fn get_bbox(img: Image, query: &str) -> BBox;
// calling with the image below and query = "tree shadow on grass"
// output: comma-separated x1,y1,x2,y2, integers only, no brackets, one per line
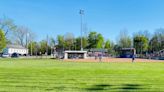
122,84,141,89
118,84,144,92
85,84,113,91
85,84,144,91
45,86,65,91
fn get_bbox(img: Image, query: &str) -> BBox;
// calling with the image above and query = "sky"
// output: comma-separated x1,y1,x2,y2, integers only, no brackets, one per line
1,0,164,42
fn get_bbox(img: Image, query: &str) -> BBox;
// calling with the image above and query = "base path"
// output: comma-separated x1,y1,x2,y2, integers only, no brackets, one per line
64,58,164,62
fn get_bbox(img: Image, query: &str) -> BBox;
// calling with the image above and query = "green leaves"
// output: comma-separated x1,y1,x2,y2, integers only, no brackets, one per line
0,29,6,52
88,32,104,49
105,40,111,49
133,35,149,54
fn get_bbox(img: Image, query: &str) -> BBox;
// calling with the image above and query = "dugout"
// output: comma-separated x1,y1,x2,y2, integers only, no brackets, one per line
120,48,136,58
87,48,108,57
64,51,87,59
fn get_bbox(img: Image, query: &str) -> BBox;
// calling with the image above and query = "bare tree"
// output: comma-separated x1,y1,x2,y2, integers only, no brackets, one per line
118,29,132,48
64,32,74,50
49,37,56,56
0,16,16,37
13,26,35,47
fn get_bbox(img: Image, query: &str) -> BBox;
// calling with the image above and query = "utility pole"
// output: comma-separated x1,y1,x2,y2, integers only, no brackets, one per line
46,35,49,57
79,9,84,51
26,33,28,49
26,33,29,56
31,41,32,56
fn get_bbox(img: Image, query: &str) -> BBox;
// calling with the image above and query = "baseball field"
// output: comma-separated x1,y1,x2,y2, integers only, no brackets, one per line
0,58,163,92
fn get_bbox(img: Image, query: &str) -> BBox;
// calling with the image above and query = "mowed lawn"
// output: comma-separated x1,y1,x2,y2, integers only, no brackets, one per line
0,59,163,92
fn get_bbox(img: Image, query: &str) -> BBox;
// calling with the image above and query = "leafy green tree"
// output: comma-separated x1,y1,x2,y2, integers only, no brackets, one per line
75,37,88,50
39,40,48,54
133,35,149,54
0,29,6,52
87,32,97,48
57,35,65,50
105,40,113,54
87,32,104,49
82,37,88,49
96,33,104,48
28,41,39,55
105,40,111,49
75,37,81,50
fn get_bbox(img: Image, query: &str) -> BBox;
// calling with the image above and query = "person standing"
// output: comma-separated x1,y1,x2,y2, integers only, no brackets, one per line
99,53,102,62
132,54,135,62
95,53,98,60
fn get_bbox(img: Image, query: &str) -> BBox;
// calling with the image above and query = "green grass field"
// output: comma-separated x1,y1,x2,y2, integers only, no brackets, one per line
0,58,163,92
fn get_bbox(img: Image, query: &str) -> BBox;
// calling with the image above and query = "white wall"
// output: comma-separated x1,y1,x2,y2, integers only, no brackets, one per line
8,48,28,55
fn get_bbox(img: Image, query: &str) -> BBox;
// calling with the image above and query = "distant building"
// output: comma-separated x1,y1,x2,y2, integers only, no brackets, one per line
3,45,28,56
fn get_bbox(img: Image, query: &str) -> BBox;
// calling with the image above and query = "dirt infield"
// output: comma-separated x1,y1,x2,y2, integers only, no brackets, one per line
65,58,164,62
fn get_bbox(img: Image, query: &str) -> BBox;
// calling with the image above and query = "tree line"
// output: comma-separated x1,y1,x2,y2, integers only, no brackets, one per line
0,17,164,56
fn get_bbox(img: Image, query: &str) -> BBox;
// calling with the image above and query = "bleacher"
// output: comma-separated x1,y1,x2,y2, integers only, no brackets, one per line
159,49,164,60
151,49,164,60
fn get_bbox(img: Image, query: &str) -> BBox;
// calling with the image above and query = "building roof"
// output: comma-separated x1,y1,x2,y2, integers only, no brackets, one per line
88,48,108,52
159,49,164,53
6,45,27,49
65,50,87,53
121,48,135,50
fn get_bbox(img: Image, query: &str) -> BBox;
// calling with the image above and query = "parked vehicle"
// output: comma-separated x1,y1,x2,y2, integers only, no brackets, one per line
11,53,19,58
2,54,10,58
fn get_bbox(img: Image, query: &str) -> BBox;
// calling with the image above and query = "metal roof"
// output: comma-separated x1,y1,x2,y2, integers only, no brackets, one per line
6,45,27,49
65,50,87,53
88,48,108,52
121,48,135,50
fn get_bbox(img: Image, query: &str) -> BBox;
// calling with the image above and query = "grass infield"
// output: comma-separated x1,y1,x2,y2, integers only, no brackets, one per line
0,58,163,92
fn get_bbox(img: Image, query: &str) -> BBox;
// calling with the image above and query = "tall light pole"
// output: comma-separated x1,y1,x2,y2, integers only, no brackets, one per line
26,33,29,56
46,35,49,56
79,9,84,51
